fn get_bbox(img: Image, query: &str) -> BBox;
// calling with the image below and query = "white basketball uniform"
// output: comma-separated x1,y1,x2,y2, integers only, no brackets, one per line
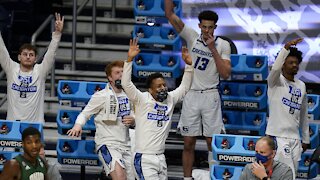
75,86,134,178
122,61,193,179
0,32,61,123
266,47,309,179
178,25,231,136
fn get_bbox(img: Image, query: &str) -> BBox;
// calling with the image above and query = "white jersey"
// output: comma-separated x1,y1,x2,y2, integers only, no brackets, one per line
0,32,61,123
179,25,230,90
266,48,309,144
122,62,193,154
75,85,132,150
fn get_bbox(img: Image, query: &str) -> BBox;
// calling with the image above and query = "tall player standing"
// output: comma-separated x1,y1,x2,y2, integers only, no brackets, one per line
266,38,309,179
165,1,231,179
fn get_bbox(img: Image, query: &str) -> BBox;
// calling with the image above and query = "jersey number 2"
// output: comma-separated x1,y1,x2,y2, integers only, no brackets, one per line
194,56,209,71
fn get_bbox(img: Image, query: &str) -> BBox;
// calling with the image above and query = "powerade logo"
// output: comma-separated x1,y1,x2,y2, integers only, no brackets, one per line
137,71,172,78
217,154,255,163
0,140,22,147
223,100,259,109
62,158,99,166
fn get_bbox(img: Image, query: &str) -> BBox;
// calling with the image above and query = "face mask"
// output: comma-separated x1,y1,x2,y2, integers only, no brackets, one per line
114,79,122,89
156,89,168,102
255,153,271,164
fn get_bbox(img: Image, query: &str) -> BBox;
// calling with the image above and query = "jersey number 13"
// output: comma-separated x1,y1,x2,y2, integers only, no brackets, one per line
194,56,209,71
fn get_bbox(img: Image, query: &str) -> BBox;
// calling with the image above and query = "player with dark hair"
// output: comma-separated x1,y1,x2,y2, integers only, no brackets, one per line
165,1,231,179
68,60,135,179
146,73,165,89
121,38,193,179
266,38,309,179
0,127,48,180
0,12,64,123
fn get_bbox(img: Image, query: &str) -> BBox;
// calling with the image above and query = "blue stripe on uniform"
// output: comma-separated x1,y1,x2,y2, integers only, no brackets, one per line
99,145,112,165
134,153,144,180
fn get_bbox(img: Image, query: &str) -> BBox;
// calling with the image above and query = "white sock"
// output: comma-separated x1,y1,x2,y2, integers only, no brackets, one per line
208,151,216,169
184,177,193,180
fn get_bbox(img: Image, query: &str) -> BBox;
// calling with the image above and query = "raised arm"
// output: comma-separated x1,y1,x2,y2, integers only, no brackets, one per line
0,32,14,72
170,48,193,103
40,12,64,74
181,46,192,66
165,0,184,33
121,38,144,103
267,38,303,87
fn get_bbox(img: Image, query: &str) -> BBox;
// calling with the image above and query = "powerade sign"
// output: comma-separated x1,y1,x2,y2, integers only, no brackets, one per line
61,158,99,166
0,140,22,148
217,154,255,163
137,71,172,78
223,100,259,109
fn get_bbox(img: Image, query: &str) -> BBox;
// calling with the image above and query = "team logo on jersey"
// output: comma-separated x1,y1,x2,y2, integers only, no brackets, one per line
29,172,44,180
283,86,302,114
182,126,189,133
192,47,213,58
283,146,291,158
284,147,290,153
18,75,32,84
117,97,130,117
147,103,169,124
119,158,125,167
11,75,37,98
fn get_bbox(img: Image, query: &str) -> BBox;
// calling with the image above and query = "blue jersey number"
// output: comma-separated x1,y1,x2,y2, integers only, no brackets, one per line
194,56,209,71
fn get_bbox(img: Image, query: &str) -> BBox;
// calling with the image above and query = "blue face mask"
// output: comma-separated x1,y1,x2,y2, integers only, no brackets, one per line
156,88,168,102
255,153,271,163
114,79,122,89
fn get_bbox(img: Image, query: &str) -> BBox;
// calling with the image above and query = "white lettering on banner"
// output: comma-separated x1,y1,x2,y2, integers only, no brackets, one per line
138,71,172,78
223,101,259,109
62,158,99,166
297,172,308,178
217,154,255,163
0,140,22,147
153,44,165,48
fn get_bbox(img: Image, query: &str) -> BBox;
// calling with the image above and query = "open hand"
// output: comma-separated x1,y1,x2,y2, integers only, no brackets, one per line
67,124,82,137
55,12,64,33
127,38,140,62
284,38,303,49
181,46,192,65
251,161,268,179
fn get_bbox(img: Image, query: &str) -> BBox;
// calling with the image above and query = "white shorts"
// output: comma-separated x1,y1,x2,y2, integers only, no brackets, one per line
133,153,167,180
273,136,302,179
179,89,224,137
98,145,134,180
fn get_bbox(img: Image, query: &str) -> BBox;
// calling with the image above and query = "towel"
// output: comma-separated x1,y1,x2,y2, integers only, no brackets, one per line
101,83,119,122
